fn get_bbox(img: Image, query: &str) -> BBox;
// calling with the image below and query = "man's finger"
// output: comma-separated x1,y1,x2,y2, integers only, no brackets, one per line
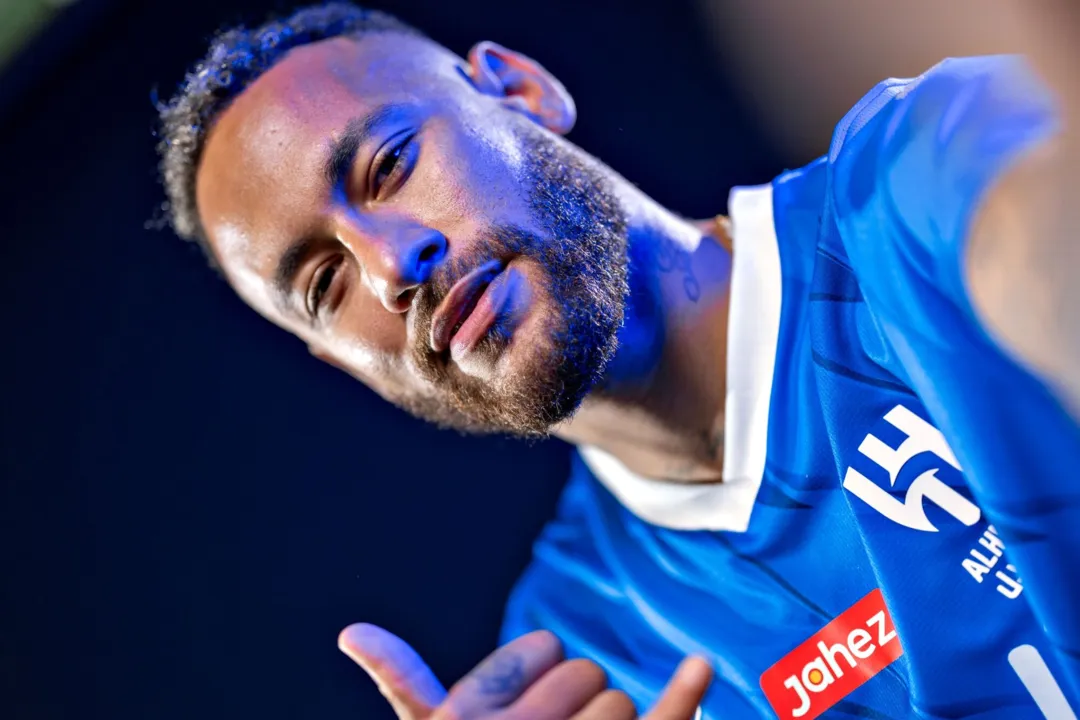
570,689,638,720
338,623,447,719
435,630,563,719
502,658,607,718
642,656,713,720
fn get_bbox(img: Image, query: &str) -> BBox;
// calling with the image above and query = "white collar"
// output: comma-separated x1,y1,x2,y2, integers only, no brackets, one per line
577,184,783,531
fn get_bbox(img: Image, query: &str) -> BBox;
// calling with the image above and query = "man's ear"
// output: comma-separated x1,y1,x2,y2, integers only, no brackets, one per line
465,41,576,135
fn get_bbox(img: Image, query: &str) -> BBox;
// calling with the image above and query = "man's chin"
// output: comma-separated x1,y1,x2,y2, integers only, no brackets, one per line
404,284,623,437
454,289,623,437
462,361,590,437
411,340,598,438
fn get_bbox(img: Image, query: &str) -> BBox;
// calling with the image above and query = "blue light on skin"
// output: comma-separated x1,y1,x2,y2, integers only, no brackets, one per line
594,232,668,394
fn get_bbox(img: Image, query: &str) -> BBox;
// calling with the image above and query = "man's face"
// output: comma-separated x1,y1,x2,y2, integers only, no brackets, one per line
196,33,629,436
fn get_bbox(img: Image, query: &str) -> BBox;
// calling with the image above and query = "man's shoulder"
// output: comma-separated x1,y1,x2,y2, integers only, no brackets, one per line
829,55,1035,162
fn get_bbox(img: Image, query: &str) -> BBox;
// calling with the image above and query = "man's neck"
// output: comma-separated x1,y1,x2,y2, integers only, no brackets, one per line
555,199,733,484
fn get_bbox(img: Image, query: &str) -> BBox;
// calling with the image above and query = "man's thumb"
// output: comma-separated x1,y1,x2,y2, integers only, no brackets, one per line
338,623,448,719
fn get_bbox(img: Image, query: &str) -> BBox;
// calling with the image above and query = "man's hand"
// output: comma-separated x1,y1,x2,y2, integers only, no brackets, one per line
338,623,713,720
963,0,1080,419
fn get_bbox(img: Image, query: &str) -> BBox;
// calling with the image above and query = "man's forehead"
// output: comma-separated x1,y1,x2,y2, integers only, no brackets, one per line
244,33,448,117
214,33,444,178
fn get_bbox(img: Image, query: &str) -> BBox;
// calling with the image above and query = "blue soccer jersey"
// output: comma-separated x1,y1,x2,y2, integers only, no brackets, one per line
501,56,1080,719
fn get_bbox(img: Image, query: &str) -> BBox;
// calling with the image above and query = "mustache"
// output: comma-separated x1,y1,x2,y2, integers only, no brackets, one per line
405,230,529,362
405,279,441,366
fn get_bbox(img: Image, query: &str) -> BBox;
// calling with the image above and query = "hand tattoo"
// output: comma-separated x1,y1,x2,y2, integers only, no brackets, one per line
475,653,526,697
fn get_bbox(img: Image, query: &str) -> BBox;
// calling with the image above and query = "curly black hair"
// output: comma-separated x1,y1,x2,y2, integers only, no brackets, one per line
155,3,423,263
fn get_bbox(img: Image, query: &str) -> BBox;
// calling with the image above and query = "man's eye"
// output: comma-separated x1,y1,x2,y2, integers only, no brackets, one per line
308,258,341,316
372,134,415,197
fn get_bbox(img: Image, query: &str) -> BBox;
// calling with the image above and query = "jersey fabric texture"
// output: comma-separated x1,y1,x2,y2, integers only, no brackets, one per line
500,56,1080,719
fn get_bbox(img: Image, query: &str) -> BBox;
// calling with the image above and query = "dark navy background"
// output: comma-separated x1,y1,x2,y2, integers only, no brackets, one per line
0,0,781,717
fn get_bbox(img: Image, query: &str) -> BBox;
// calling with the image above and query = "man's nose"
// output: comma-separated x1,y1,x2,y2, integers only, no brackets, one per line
335,212,448,314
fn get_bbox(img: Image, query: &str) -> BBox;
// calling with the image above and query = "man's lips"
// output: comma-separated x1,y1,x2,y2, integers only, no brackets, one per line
429,259,505,353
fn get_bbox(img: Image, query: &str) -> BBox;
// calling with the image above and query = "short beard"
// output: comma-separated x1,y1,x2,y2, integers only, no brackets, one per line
399,122,630,437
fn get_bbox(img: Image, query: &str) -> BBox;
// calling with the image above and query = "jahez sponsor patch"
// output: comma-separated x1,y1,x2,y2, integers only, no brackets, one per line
760,589,903,719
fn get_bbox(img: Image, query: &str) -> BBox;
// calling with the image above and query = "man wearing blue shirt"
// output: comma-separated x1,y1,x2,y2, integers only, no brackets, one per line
157,3,1080,717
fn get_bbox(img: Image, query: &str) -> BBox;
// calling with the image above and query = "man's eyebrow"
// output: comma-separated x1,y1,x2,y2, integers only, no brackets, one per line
322,102,408,188
273,237,314,316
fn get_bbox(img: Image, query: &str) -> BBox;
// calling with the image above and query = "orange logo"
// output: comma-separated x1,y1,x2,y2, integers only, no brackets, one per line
760,589,903,720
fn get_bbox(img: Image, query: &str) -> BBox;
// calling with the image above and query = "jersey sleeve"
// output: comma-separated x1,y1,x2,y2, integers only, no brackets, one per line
828,55,1080,702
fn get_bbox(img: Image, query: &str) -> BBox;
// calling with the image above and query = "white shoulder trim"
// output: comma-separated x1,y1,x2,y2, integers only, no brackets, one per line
578,184,782,531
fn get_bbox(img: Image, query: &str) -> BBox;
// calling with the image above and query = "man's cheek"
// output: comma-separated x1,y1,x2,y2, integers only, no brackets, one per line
415,124,525,227
324,332,401,382
364,359,432,408
402,158,484,237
